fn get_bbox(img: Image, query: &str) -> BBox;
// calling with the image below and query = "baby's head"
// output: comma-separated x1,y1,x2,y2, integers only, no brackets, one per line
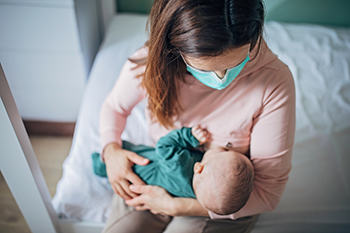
192,148,254,215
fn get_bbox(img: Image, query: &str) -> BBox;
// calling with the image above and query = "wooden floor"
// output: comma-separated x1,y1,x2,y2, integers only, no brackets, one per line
0,136,72,233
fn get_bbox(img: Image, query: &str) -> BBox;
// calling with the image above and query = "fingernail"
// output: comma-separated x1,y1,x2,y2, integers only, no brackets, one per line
130,185,135,191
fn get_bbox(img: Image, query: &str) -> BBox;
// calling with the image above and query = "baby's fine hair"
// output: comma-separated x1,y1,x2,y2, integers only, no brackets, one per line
205,154,254,215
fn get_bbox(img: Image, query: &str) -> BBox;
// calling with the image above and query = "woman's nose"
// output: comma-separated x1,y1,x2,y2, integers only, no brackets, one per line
214,70,227,79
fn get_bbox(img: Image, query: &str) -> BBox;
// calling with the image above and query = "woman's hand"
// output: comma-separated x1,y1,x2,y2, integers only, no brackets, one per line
104,143,149,200
125,185,209,217
125,185,174,215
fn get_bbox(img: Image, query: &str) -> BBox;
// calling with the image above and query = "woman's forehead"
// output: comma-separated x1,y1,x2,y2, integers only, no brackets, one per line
183,44,250,71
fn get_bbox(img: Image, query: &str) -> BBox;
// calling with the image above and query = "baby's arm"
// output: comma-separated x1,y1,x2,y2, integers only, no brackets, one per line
191,125,210,145
155,126,209,161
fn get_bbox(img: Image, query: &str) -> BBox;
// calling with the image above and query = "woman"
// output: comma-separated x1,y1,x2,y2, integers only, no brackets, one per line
99,0,295,232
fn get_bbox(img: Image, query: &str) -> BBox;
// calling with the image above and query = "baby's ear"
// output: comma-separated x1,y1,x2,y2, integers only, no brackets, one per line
194,162,204,174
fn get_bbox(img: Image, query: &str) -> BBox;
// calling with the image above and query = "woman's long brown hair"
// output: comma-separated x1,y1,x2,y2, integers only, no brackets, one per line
131,0,265,128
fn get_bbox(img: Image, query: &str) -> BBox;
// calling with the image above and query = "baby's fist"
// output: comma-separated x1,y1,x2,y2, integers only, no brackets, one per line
191,125,210,145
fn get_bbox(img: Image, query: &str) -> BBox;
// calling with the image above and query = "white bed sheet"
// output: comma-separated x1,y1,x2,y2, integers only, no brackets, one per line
52,14,350,232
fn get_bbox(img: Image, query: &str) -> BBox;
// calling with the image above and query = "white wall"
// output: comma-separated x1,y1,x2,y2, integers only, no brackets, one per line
0,0,101,122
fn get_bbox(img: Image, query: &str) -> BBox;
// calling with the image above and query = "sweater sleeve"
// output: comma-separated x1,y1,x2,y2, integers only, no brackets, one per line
152,127,202,198
155,127,200,161
99,55,146,158
209,67,296,219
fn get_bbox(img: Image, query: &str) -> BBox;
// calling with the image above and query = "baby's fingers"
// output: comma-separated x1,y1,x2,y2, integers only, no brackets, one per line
193,125,205,135
198,133,210,144
192,125,211,144
195,130,209,144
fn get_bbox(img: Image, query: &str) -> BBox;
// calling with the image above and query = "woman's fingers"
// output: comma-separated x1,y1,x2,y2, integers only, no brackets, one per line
134,205,149,211
126,185,174,216
127,151,149,166
113,181,133,200
125,194,144,207
125,185,152,206
126,171,146,186
129,184,151,194
104,147,148,200
110,183,120,197
115,169,147,198
119,179,138,198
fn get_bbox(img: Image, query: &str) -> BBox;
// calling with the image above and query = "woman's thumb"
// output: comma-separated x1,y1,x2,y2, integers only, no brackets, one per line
128,152,149,166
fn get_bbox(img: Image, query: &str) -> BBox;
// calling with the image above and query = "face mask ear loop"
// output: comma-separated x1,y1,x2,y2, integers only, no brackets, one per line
180,54,189,66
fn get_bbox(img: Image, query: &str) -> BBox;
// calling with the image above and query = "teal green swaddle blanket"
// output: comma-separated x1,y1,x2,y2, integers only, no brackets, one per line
92,127,203,198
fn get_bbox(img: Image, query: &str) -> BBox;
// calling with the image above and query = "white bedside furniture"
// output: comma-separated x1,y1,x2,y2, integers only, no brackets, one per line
0,0,101,122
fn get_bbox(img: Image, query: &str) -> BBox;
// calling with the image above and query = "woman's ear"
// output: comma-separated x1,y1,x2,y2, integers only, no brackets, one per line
194,162,204,174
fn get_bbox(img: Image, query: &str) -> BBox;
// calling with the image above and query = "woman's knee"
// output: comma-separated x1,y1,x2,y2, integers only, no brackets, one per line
103,210,172,233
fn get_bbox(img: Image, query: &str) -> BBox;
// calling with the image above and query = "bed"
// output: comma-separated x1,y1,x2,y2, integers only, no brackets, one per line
52,11,350,233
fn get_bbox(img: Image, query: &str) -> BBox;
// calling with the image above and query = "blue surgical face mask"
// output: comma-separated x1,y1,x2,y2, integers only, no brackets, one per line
182,53,250,90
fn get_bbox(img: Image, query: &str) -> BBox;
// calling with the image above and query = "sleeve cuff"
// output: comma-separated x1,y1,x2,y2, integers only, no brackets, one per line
100,137,122,162
208,211,235,220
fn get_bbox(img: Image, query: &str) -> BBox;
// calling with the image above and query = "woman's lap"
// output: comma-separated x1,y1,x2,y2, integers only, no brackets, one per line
102,194,172,233
102,194,259,233
164,215,259,233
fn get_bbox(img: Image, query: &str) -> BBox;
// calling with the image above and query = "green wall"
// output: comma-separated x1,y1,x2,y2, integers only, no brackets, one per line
116,0,153,14
264,0,350,27
116,0,350,27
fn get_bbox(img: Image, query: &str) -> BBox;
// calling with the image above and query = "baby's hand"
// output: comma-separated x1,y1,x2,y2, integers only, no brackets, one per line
191,125,210,145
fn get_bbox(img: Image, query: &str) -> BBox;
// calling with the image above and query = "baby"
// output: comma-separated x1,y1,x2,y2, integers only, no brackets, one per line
93,126,254,215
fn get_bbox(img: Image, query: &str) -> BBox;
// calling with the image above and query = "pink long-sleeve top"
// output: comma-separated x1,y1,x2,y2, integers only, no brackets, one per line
99,40,296,220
